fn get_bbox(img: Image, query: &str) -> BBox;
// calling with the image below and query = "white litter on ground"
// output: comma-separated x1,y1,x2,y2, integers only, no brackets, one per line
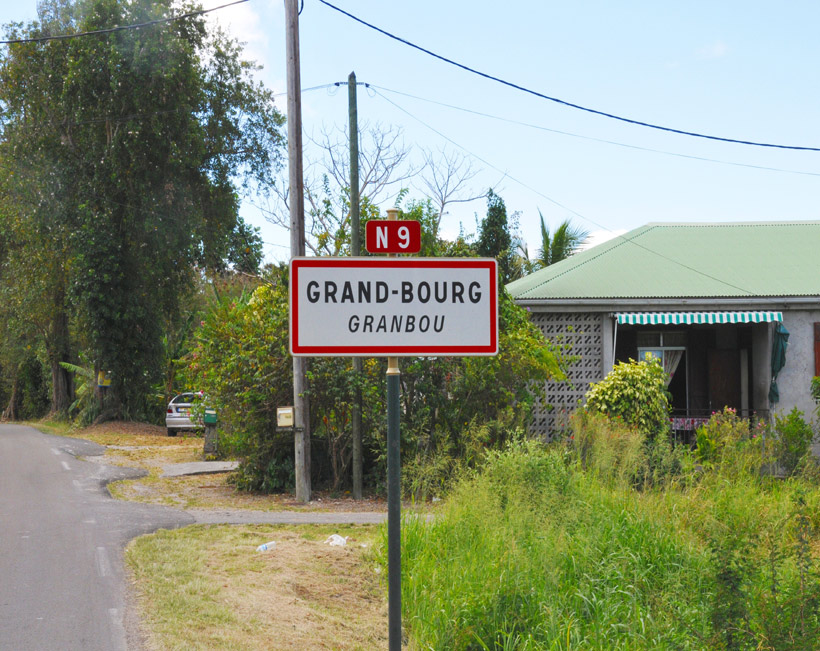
324,534,349,547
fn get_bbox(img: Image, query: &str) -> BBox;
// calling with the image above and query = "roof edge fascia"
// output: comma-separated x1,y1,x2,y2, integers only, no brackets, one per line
515,296,820,313
644,220,820,227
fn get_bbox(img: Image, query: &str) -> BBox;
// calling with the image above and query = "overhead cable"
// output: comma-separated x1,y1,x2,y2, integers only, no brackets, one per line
318,0,820,153
370,84,820,178
371,87,753,295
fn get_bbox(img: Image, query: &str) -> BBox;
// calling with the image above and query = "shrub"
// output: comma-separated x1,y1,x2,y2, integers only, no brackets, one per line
695,407,751,464
773,408,814,475
584,357,671,438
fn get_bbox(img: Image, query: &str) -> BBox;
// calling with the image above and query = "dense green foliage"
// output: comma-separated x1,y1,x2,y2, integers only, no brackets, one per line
695,407,755,465
585,357,672,437
393,412,820,650
696,406,816,477
0,0,282,419
184,263,562,494
185,277,293,490
772,408,816,475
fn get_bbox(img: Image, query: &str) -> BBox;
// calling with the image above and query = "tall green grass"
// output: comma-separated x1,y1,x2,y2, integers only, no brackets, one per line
391,419,820,650
397,439,711,649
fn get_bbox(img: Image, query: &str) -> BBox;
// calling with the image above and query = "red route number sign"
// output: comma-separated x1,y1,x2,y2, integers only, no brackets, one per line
366,219,421,254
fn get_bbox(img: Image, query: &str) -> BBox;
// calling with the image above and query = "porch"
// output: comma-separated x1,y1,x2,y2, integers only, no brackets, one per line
613,311,782,438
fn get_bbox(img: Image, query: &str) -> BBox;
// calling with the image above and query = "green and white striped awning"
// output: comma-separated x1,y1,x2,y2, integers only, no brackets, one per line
615,311,783,325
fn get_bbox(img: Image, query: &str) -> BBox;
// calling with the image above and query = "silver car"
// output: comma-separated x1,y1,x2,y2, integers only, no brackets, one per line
165,392,203,436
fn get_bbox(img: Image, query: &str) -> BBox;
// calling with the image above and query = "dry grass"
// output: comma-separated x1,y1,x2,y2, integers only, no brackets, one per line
127,524,389,650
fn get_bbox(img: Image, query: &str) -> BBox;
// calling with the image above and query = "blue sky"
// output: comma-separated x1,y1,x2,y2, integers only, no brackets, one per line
5,1,820,263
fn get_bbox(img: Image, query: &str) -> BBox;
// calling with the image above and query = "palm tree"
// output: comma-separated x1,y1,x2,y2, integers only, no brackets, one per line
535,210,590,268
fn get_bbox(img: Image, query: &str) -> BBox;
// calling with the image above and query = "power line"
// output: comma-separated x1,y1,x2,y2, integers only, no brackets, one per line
370,87,753,296
271,83,340,98
318,0,820,153
0,0,249,45
370,84,820,179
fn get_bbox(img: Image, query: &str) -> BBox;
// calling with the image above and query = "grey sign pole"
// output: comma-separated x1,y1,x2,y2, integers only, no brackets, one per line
384,208,401,650
386,356,401,650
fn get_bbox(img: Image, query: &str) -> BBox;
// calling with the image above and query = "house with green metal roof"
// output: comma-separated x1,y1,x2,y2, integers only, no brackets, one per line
507,221,820,439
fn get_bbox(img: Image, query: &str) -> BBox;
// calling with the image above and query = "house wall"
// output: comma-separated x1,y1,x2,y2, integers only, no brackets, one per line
777,310,820,422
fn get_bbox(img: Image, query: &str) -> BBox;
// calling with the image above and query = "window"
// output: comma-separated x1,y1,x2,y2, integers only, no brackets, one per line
637,331,686,347
637,345,686,389
637,332,661,347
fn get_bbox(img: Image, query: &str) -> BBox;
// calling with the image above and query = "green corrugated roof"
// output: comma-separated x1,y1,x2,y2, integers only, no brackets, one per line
507,222,820,300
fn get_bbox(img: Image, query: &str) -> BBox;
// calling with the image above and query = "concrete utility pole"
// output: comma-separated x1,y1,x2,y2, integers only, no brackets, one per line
349,71,363,500
285,0,310,503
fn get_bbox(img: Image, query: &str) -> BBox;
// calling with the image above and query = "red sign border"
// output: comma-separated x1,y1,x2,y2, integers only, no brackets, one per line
365,219,422,254
290,257,498,356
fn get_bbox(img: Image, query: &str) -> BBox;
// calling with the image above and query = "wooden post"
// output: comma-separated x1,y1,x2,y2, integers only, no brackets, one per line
285,0,310,503
350,71,363,500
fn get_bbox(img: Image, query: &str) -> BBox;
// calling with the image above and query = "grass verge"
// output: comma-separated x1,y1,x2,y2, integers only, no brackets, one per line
126,524,387,650
395,434,820,649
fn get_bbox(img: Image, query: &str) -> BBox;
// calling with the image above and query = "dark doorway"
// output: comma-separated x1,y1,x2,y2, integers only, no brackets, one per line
708,349,740,412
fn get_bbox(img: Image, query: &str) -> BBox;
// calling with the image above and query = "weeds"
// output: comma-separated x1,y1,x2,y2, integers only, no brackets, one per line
391,413,820,650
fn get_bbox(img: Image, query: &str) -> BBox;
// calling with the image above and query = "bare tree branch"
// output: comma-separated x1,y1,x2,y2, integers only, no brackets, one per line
418,147,484,238
264,122,416,256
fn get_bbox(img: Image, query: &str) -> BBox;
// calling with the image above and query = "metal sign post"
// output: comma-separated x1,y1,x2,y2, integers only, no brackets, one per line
384,208,402,651
386,354,401,649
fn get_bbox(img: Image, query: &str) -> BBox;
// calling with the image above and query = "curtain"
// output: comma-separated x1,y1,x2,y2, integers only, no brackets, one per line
663,350,684,388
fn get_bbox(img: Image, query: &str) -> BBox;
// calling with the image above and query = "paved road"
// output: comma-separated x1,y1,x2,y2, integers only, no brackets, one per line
0,424,193,651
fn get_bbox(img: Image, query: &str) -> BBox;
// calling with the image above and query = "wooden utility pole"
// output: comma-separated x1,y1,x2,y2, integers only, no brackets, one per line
285,0,310,503
349,71,363,500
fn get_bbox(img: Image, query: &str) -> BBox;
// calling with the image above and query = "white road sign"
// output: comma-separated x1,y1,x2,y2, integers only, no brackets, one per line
290,258,498,356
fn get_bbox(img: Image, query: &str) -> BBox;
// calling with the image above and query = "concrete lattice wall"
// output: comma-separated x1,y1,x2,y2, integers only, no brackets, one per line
529,311,604,440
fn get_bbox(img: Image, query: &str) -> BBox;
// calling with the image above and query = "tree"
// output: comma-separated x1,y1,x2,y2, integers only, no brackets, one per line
476,189,515,284
535,211,589,267
0,0,285,419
